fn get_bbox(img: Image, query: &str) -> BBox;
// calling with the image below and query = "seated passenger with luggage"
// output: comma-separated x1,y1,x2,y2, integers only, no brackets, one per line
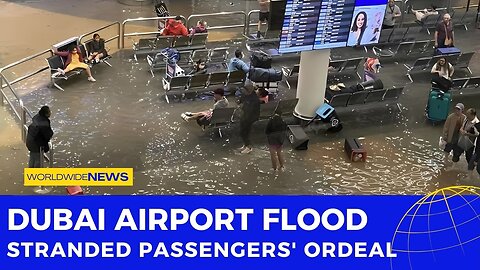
228,49,250,73
87,33,108,64
54,46,96,82
190,20,208,35
162,16,189,36
180,88,229,127
431,58,454,91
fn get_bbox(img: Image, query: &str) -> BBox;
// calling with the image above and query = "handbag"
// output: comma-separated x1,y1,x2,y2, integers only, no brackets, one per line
457,135,474,150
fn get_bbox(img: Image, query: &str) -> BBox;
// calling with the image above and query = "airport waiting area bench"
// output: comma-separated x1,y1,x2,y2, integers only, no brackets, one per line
162,70,246,103
282,57,364,89
147,47,229,77
132,33,208,61
451,76,480,92
206,98,299,137
326,87,405,112
404,52,475,82
46,40,112,91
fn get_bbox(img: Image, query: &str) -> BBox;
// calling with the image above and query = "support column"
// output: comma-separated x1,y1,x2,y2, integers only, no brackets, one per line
294,49,330,120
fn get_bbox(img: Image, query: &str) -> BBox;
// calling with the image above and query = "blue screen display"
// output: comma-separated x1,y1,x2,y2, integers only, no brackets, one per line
279,0,388,53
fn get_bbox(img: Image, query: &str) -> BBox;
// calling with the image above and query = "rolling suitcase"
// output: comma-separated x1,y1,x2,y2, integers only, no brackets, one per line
426,89,451,122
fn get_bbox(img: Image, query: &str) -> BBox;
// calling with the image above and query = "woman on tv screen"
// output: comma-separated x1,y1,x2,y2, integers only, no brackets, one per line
348,11,367,46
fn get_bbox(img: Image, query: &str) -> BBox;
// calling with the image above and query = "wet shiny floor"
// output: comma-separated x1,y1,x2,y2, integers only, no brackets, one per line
0,0,479,195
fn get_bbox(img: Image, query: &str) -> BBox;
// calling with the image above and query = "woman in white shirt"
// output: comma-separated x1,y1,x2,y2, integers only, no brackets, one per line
431,58,454,91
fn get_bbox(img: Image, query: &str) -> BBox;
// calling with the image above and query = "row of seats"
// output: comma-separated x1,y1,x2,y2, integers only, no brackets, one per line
162,70,245,103
282,57,364,89
147,47,229,77
327,87,404,110
451,76,480,91
207,98,299,137
46,40,112,91
132,33,208,61
411,6,478,33
404,52,475,82
373,39,435,58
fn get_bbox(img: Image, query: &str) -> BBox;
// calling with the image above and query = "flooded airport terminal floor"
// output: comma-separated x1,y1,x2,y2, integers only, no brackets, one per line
1,0,480,195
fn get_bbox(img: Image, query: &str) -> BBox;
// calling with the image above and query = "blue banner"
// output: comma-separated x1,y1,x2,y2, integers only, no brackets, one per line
1,191,479,270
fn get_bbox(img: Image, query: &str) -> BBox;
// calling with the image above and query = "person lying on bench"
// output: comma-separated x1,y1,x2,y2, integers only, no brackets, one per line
406,4,438,22
180,88,229,126
54,46,96,82
87,33,108,64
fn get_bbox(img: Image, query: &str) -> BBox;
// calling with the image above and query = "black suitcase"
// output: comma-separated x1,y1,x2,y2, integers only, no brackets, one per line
344,138,366,162
250,52,272,68
287,125,309,150
249,67,282,82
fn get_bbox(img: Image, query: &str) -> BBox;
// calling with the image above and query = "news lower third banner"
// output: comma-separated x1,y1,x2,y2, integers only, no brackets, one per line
23,168,134,186
1,187,479,270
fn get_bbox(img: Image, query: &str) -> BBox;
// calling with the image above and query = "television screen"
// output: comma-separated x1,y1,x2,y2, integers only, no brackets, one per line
279,0,387,53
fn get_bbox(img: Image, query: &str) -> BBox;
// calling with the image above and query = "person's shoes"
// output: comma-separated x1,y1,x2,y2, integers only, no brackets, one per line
241,147,252,154
238,145,246,151
184,112,193,117
56,68,65,75
180,113,190,122
406,5,413,14
256,31,261,39
88,76,96,82
279,166,285,172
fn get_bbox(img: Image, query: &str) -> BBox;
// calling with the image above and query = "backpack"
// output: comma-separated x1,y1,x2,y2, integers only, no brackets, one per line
161,48,180,64
250,51,272,68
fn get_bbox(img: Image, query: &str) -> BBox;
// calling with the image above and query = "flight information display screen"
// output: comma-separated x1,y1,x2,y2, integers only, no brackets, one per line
279,0,387,53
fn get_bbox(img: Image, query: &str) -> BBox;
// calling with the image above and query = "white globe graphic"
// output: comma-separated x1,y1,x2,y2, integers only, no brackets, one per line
391,186,480,270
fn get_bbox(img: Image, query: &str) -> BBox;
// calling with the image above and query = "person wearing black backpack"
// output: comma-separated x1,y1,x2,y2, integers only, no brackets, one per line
26,106,54,168
238,83,260,154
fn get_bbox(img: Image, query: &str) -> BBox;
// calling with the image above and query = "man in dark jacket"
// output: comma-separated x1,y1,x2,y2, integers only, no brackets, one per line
238,83,260,154
26,106,54,168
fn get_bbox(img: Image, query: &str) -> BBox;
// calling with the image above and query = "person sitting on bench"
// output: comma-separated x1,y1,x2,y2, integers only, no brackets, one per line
228,49,250,73
431,57,454,91
256,87,270,104
190,20,208,35
187,59,208,75
162,16,189,36
87,33,108,64
406,4,439,22
54,46,96,82
180,88,229,126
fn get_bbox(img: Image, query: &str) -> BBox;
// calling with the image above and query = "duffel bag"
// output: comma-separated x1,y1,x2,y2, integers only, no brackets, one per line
250,51,272,68
249,67,282,82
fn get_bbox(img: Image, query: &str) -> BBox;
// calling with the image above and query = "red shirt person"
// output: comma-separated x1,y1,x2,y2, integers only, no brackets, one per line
162,16,189,36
